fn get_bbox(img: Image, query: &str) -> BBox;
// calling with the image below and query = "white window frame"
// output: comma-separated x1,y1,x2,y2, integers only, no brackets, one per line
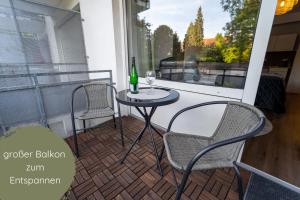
121,0,277,102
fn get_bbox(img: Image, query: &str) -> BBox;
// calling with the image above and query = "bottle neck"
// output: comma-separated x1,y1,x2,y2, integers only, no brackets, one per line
131,61,137,74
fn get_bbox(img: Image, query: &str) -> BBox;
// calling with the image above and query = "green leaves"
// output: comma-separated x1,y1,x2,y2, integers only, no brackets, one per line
221,0,260,63
184,7,204,50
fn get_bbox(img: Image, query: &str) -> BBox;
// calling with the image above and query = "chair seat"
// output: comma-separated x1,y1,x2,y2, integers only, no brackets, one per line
245,174,300,200
163,132,243,171
76,107,115,120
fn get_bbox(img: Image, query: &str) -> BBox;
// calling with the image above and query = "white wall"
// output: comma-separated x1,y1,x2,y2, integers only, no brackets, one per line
80,0,117,79
79,0,127,88
80,0,128,115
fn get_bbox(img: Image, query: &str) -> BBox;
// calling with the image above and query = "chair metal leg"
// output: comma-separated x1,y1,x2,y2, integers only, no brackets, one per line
112,115,117,128
72,129,79,157
175,168,192,200
171,165,179,189
233,161,244,200
120,122,148,163
71,116,79,157
118,115,124,147
83,120,86,133
117,103,124,146
159,145,165,162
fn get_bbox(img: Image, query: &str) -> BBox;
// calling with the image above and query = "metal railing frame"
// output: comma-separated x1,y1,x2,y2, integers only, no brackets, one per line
0,70,113,132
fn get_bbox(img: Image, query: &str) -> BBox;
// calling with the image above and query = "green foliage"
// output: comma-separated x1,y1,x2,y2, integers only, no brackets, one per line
221,0,243,17
173,32,183,60
201,0,259,63
202,46,223,62
221,0,260,62
194,6,204,46
181,1,259,64
184,7,204,50
215,33,226,49
202,33,226,62
222,46,240,63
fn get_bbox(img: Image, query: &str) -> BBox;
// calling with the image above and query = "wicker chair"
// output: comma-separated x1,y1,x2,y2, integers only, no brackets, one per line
71,83,124,157
234,162,300,200
161,101,266,200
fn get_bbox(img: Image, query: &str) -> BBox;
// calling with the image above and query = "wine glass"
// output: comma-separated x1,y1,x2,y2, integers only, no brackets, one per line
145,71,156,94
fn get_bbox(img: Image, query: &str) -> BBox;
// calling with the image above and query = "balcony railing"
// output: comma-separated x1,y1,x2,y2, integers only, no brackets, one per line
0,69,113,134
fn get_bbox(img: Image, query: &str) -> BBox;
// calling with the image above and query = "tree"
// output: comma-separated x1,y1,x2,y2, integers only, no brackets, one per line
183,23,194,49
203,33,226,62
194,6,204,47
136,18,152,74
215,33,226,49
172,32,183,60
183,6,204,50
221,0,243,17
153,25,174,67
221,0,260,62
222,46,240,63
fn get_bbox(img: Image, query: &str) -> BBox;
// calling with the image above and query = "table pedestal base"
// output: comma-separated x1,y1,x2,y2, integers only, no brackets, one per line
120,106,164,176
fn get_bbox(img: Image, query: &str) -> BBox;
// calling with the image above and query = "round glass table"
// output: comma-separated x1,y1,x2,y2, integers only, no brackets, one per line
116,87,180,176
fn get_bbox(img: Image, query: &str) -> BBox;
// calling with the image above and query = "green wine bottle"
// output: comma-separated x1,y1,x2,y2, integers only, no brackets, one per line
130,57,139,94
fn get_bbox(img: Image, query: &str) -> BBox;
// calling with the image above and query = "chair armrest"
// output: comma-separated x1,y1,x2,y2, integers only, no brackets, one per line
70,85,84,117
106,83,118,96
167,101,230,132
234,162,300,194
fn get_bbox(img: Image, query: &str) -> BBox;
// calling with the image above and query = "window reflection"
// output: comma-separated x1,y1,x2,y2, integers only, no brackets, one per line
126,0,261,89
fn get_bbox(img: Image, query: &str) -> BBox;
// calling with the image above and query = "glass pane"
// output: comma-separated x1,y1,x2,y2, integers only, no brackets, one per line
0,0,87,74
0,4,26,64
126,0,261,89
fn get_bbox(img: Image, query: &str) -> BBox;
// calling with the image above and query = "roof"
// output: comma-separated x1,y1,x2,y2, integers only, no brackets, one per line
203,38,216,46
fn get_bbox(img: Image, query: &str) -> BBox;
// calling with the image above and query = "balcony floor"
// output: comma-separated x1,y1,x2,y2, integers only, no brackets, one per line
66,116,243,200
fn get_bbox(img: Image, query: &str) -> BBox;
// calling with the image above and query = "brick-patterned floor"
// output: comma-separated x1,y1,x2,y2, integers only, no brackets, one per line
65,116,243,200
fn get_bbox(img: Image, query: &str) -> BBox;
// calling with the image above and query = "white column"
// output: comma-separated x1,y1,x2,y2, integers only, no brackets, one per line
80,0,128,114
80,0,118,81
242,0,277,104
